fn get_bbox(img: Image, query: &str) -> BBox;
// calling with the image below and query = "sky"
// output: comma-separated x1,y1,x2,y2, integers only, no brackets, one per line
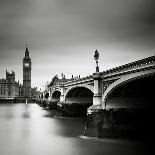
0,0,155,90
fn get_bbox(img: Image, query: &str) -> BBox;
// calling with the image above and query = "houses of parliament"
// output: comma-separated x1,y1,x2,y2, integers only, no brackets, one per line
0,46,37,100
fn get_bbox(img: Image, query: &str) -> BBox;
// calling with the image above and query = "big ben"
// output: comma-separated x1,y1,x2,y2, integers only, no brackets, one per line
23,45,31,98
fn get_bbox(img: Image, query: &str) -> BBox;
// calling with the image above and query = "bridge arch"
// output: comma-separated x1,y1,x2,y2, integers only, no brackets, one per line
51,90,61,102
64,85,94,116
64,85,93,101
45,92,49,99
52,90,61,98
102,69,155,109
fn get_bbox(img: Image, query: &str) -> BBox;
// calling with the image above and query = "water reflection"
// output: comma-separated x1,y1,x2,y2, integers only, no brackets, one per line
22,112,30,118
0,103,147,155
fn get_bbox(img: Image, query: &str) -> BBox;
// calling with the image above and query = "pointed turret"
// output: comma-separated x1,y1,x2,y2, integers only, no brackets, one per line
25,43,29,57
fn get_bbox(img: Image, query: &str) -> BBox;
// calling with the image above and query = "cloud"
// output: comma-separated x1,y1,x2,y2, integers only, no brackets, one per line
0,0,155,89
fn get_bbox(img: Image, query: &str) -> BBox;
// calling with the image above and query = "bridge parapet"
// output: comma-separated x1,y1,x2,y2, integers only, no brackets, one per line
64,75,93,86
50,85,61,91
103,55,155,77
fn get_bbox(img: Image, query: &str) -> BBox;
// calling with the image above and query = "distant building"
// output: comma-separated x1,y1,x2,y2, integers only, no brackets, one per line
0,46,39,100
48,75,71,88
46,74,75,94
0,71,19,99
19,84,24,98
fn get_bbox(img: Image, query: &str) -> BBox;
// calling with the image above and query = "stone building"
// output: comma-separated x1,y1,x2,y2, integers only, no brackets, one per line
0,71,19,99
0,46,38,101
48,74,79,88
18,84,24,98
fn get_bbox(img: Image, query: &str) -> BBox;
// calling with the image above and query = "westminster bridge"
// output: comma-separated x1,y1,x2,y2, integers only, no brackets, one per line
38,55,155,138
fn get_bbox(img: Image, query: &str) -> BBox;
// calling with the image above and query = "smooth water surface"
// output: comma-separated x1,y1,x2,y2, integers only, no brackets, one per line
0,104,146,155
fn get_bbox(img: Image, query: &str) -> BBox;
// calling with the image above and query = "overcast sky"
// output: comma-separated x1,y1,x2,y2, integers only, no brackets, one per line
0,0,155,89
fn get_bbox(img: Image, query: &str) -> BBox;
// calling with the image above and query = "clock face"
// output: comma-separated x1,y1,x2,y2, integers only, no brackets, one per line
24,63,29,67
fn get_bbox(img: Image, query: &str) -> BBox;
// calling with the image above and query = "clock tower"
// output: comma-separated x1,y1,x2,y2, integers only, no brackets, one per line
23,45,31,98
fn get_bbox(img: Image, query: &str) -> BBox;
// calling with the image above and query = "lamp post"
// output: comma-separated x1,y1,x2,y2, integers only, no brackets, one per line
94,49,99,72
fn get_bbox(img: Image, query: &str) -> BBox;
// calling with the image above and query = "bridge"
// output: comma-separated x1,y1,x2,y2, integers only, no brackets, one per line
39,55,155,138
40,55,155,109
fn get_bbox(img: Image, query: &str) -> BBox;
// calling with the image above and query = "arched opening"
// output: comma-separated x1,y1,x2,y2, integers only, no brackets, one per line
103,74,155,139
64,87,93,117
48,91,61,110
52,91,61,102
106,74,155,109
45,92,49,99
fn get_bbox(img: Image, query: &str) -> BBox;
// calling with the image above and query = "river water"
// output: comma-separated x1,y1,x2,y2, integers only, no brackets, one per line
0,103,147,155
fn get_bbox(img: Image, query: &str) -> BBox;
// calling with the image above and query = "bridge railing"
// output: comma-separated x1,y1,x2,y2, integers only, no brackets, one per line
103,55,155,76
64,75,93,85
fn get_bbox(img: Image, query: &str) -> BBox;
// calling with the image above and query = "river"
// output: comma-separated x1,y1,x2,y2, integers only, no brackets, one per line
0,103,147,155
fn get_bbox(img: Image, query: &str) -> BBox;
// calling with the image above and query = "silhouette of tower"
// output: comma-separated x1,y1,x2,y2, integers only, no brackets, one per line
23,45,31,97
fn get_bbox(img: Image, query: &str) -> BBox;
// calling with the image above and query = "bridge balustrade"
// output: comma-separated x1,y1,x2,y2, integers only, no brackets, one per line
64,75,93,86
103,55,155,76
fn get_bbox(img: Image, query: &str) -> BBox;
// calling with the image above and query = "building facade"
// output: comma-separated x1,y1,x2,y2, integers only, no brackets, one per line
0,71,19,99
0,46,38,101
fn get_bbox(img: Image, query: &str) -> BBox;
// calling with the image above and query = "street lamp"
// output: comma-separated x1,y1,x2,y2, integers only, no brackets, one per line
94,49,99,72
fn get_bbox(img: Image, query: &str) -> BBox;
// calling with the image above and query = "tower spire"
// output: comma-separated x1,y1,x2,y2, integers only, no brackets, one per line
25,43,29,57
